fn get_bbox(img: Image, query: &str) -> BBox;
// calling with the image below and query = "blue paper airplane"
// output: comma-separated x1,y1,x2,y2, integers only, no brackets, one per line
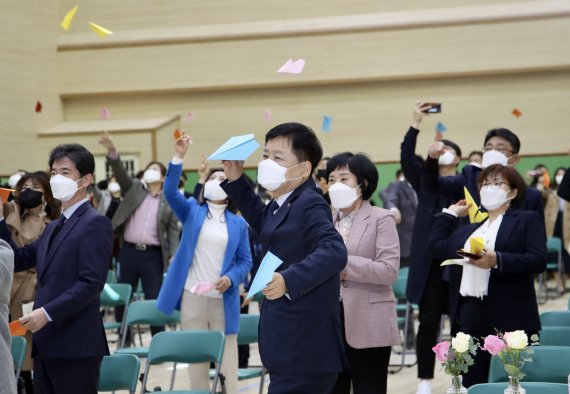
208,134,260,161
322,115,333,132
246,251,284,299
435,121,447,133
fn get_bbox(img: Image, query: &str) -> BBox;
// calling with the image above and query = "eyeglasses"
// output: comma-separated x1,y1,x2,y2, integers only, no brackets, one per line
481,181,508,188
482,147,513,155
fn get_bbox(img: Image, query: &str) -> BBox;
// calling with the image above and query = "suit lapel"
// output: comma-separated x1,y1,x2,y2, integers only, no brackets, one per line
494,211,514,252
41,202,90,280
346,202,371,252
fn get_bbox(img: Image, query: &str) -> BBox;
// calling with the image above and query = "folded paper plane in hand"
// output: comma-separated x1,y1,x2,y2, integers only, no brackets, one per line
277,59,306,74
190,282,217,296
10,320,26,336
89,22,113,37
0,188,15,203
60,5,78,32
208,134,260,161
469,237,485,255
246,251,283,299
464,187,488,224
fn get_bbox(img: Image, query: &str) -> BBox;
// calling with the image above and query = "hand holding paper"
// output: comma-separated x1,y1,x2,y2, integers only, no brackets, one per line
246,251,283,299
190,282,217,296
9,320,26,336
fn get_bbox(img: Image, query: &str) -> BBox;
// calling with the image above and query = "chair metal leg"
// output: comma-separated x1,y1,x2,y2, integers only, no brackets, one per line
170,362,177,390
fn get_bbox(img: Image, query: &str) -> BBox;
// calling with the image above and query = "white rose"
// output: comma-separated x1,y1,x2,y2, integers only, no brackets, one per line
505,330,528,350
451,332,471,353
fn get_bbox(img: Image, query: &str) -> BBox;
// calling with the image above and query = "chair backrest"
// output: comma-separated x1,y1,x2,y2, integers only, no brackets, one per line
539,326,570,346
488,346,570,383
469,382,568,394
124,300,180,326
11,336,26,370
547,237,562,254
237,314,259,345
392,267,408,299
100,283,132,307
106,270,117,284
98,354,140,393
147,330,225,365
540,311,570,327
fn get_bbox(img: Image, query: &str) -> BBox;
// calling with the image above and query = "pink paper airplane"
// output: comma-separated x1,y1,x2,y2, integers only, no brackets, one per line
100,107,111,120
184,112,194,123
190,282,216,295
264,109,273,122
277,59,306,74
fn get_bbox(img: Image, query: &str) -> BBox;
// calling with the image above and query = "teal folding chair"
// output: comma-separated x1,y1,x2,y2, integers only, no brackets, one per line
11,336,26,381
538,236,565,302
389,267,417,373
114,300,180,357
488,346,570,383
539,326,570,346
540,311,570,327
106,270,117,284
98,354,141,394
140,330,225,394
100,283,133,337
469,382,568,394
209,314,266,394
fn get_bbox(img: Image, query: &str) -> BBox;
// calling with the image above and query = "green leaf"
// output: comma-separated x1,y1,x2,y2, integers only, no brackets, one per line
504,364,521,378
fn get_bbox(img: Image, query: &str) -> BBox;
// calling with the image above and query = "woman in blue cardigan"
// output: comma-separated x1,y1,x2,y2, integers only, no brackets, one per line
157,133,252,394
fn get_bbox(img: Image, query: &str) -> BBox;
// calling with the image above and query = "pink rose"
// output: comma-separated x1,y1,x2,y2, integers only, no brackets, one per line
481,335,506,356
432,341,450,362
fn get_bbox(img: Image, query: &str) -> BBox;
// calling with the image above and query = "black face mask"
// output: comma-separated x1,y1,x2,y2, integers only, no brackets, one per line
18,189,44,209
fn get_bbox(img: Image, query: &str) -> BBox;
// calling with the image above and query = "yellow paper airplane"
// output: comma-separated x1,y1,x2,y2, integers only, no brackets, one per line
464,186,488,224
469,237,485,255
89,22,113,37
60,5,78,32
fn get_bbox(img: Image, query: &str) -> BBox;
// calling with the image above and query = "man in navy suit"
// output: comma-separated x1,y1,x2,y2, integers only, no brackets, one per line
221,123,348,394
422,126,544,220
0,144,113,393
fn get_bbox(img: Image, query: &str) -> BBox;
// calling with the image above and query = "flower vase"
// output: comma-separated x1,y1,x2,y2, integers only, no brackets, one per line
504,376,526,394
446,375,468,394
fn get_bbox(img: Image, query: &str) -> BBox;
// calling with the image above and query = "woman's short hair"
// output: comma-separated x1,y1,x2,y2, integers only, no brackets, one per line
265,122,323,173
325,152,378,201
145,161,167,176
200,168,237,214
476,164,526,207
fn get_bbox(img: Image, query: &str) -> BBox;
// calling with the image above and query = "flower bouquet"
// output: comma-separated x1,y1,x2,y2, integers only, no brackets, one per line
433,332,478,394
481,330,539,394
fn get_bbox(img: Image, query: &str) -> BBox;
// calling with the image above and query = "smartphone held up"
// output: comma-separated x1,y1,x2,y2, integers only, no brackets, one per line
422,103,442,114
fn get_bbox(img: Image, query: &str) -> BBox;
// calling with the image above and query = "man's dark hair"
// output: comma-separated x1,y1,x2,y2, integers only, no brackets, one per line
484,128,521,154
441,139,462,159
48,143,95,176
325,152,379,200
395,169,403,179
468,150,483,160
145,161,167,176
265,122,323,173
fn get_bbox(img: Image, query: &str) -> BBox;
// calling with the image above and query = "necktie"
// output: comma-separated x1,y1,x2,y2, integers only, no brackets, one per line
49,216,66,249
264,200,279,224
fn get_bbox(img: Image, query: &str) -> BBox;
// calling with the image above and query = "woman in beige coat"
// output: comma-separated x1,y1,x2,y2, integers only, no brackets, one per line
327,152,400,394
3,171,60,391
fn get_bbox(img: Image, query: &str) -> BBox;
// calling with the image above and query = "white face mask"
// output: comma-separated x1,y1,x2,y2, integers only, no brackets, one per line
480,185,511,211
257,159,302,191
50,174,82,202
556,175,564,185
329,182,361,209
8,173,22,189
438,151,456,166
143,169,162,184
482,150,509,168
203,180,227,201
108,181,121,193
398,176,405,182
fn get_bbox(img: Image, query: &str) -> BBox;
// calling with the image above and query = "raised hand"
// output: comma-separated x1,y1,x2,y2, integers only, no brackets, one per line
221,160,244,182
198,156,209,183
174,133,192,159
428,141,445,159
447,199,471,217
412,101,432,129
99,131,116,154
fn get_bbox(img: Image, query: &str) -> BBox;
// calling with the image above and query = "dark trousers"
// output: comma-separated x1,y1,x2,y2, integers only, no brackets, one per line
115,245,164,341
238,295,250,368
331,303,392,394
416,263,449,379
457,296,495,387
34,356,102,394
269,372,338,394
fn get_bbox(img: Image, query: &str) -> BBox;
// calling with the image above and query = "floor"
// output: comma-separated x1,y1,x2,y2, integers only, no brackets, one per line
101,279,570,394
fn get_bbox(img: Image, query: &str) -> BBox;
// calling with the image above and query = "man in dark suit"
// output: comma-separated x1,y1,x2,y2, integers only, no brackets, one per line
221,122,348,394
0,144,113,393
422,127,544,220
